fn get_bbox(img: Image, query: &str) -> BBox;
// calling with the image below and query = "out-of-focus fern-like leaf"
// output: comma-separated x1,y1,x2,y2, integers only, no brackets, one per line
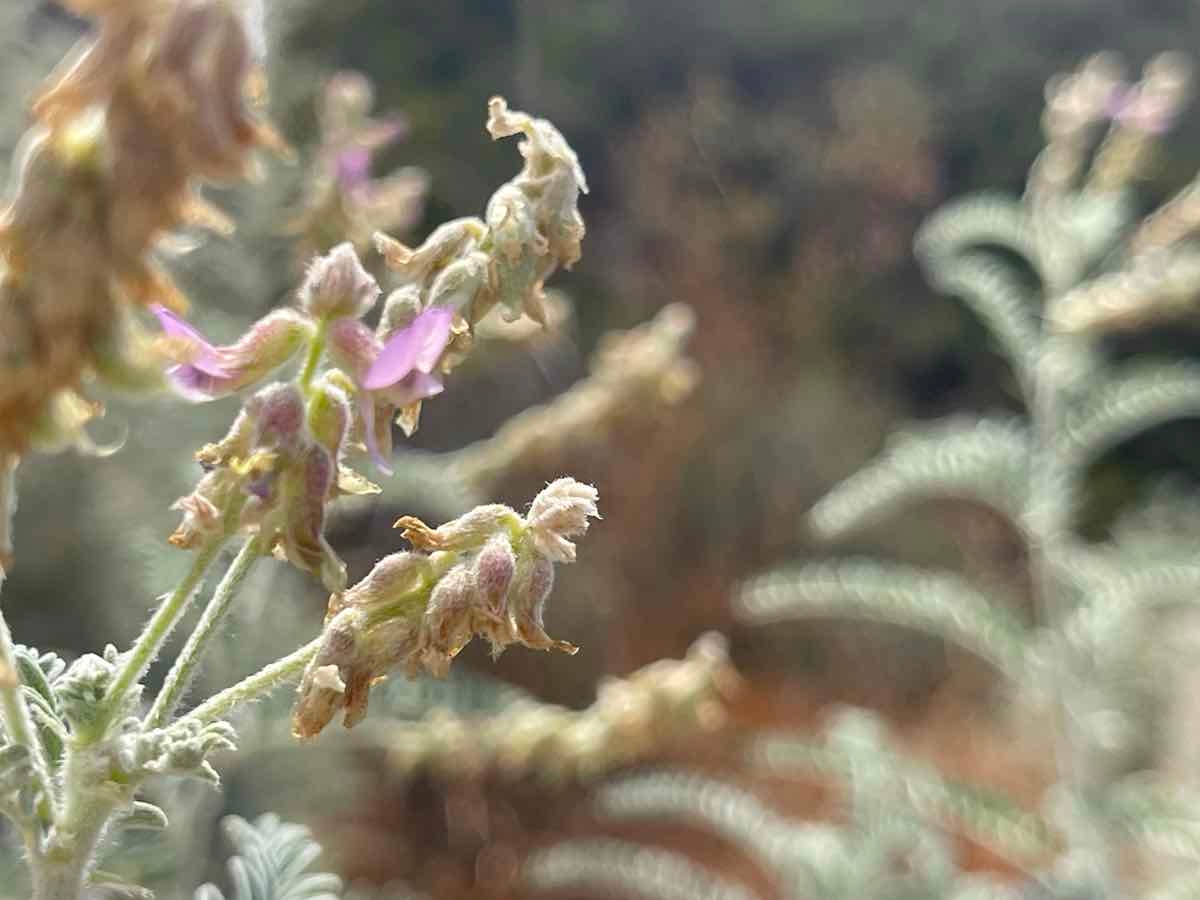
749,731,1053,865
1146,871,1200,900
1099,775,1200,862
946,879,1024,900
194,814,342,900
735,561,1028,680
809,418,1030,539
1060,363,1200,465
915,194,1041,280
87,870,156,899
522,838,761,900
1063,561,1200,652
919,251,1041,379
594,772,809,872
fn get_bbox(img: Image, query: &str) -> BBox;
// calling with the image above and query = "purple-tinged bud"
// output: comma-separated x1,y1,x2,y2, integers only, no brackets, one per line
525,478,600,563
413,563,478,677
330,550,428,618
473,535,516,619
260,443,346,592
326,318,381,383
299,243,380,319
292,610,420,738
472,535,517,654
245,383,306,451
508,554,576,655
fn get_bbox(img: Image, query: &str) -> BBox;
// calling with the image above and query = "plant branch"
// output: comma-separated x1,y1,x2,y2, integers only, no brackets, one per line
95,534,227,739
184,636,322,726
144,536,262,729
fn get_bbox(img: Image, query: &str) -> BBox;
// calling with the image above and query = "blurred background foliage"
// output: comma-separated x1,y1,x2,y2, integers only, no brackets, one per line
7,0,1200,897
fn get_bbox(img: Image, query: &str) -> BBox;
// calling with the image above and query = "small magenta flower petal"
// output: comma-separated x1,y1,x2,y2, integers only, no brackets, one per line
152,305,232,377
359,397,393,475
166,364,237,403
363,306,454,390
389,370,445,408
413,306,455,373
335,147,372,192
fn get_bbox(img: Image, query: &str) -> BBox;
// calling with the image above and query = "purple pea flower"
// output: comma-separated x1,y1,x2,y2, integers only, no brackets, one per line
327,304,455,474
152,305,314,402
153,306,238,401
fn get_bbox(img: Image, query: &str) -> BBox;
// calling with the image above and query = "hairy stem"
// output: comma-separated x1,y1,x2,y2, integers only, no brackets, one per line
184,636,322,725
94,535,226,739
144,537,262,729
0,456,57,824
31,743,125,900
297,317,328,393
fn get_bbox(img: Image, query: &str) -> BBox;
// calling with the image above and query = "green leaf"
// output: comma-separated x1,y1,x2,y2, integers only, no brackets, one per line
735,560,1028,679
809,418,1030,540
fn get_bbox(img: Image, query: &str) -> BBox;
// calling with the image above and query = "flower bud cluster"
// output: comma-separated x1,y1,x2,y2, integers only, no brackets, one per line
357,95,590,444
385,633,740,784
0,0,281,454
292,478,599,738
156,97,588,475
291,70,429,262
1017,54,1200,337
170,379,367,591
1030,53,1191,204
455,303,700,490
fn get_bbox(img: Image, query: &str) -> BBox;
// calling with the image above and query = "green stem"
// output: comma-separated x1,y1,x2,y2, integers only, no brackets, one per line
94,536,226,739
297,317,328,393
30,743,125,900
144,537,262,730
0,456,57,825
184,636,322,726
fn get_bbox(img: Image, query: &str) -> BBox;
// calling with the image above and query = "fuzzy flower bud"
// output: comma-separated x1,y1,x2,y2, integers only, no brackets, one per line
306,376,352,457
412,563,479,678
473,535,517,623
486,96,588,270
377,286,425,335
374,219,487,285
396,504,522,552
298,243,380,319
525,478,601,563
507,553,575,654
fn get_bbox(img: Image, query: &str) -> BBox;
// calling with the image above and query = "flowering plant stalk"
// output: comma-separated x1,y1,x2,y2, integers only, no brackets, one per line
0,3,599,899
